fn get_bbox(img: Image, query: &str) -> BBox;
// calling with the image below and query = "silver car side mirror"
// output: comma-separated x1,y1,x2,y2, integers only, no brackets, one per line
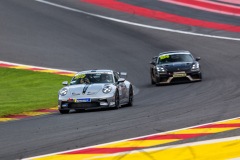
118,78,125,84
62,81,68,86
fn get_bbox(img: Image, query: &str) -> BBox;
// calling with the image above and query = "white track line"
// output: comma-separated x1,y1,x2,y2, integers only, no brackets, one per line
23,116,240,159
35,0,240,41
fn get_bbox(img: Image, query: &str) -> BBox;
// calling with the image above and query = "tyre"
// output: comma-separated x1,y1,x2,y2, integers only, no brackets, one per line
200,72,203,81
155,78,160,86
151,73,155,85
126,86,133,106
59,110,69,114
113,90,120,109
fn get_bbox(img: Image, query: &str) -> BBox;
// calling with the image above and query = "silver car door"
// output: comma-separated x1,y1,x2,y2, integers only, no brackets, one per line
122,81,128,102
116,72,128,103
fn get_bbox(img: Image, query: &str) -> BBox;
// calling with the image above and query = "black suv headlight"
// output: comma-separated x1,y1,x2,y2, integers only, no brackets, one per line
157,66,166,72
191,63,200,71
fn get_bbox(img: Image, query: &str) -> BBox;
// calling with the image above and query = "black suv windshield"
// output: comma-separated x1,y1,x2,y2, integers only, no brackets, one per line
70,73,113,85
158,54,193,64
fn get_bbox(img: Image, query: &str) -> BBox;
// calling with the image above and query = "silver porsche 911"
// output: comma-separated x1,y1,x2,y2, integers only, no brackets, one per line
58,70,134,114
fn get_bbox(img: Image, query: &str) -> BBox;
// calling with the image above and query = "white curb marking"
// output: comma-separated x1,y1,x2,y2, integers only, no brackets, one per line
23,116,240,159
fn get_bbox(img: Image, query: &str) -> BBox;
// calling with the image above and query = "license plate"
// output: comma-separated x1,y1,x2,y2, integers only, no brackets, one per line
173,73,186,77
75,98,91,102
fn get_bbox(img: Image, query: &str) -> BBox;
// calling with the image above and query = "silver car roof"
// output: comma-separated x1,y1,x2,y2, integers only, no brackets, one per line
76,70,113,75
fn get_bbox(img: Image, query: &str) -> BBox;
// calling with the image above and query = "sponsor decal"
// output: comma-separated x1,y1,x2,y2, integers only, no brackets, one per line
62,103,68,107
173,73,186,77
75,98,91,102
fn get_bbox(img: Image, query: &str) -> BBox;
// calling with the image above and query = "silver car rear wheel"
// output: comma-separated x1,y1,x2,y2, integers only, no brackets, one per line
127,86,133,106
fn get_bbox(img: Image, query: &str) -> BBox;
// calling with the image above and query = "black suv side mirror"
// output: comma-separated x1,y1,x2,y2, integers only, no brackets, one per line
196,57,201,61
150,61,156,65
152,56,158,60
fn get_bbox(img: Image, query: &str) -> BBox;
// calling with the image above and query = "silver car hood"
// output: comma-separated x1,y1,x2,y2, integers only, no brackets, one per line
68,83,109,96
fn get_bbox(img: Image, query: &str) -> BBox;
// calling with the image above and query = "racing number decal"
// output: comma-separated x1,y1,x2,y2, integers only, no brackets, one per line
160,55,169,59
75,74,86,79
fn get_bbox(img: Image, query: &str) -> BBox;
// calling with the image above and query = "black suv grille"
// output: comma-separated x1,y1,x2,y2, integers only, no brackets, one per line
191,74,200,79
171,77,190,83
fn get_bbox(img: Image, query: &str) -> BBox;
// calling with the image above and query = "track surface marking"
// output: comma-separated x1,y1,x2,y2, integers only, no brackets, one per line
78,0,240,32
86,136,240,160
159,0,240,16
23,117,240,159
35,0,240,41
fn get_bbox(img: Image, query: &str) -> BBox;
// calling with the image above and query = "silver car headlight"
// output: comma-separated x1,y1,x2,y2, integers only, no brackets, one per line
157,66,166,72
191,63,199,71
102,86,112,94
59,88,68,96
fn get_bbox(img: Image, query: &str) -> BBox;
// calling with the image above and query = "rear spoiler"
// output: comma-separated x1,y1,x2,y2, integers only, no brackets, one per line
117,72,127,78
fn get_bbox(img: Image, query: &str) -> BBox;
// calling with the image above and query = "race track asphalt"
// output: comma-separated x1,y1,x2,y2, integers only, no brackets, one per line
0,0,240,159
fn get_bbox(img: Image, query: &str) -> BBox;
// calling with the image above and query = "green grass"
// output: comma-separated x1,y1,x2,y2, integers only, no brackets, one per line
0,67,72,117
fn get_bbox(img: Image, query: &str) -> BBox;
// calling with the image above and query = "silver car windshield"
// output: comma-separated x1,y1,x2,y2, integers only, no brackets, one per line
158,54,193,64
70,73,113,85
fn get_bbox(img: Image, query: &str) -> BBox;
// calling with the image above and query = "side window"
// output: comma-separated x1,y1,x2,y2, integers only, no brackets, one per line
114,72,119,82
